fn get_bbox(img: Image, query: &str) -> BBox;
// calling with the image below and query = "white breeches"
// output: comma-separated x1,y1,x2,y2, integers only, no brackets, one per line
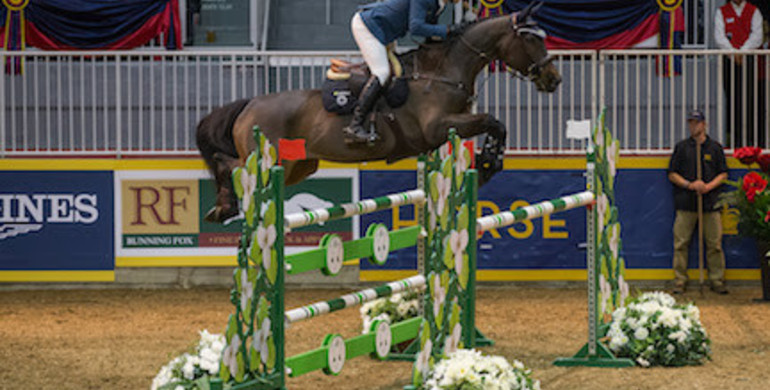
351,12,391,84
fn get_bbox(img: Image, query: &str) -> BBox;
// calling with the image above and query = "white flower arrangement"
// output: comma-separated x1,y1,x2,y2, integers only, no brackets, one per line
360,288,424,334
606,291,711,367
423,349,540,390
151,330,225,390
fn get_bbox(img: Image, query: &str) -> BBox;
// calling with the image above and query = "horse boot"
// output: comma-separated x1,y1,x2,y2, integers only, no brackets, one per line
477,133,505,186
343,75,383,145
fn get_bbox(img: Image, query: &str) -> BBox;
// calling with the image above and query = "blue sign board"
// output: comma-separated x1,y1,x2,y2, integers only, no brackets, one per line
359,168,758,273
0,171,114,271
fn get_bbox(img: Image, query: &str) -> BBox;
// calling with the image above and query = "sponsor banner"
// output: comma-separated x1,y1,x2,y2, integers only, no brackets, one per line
116,169,356,266
0,171,114,280
359,167,758,280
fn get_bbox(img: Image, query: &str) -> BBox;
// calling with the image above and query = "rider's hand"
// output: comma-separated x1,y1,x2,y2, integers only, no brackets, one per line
447,22,470,38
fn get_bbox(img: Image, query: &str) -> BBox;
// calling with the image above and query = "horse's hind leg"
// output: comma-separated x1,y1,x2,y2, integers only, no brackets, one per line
205,152,242,223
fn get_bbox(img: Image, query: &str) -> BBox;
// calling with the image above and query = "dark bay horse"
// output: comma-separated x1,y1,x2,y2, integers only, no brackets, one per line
197,8,561,223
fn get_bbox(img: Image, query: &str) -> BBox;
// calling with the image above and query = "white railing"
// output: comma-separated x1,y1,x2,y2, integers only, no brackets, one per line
2,49,769,157
601,49,770,152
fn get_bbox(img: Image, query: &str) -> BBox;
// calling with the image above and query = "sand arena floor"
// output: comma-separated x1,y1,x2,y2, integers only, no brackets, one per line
1,286,769,390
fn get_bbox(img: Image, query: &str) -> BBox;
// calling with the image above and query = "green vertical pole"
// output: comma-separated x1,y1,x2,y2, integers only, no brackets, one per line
464,169,478,348
273,166,286,388
417,156,427,294
586,142,599,355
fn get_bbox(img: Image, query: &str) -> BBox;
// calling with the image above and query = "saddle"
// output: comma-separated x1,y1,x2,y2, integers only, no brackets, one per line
322,50,408,114
326,49,404,80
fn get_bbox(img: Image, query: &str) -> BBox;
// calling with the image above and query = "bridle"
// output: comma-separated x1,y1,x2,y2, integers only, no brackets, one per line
411,12,554,99
458,13,554,83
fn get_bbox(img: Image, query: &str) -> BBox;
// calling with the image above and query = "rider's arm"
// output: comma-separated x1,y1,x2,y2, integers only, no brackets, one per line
409,0,448,39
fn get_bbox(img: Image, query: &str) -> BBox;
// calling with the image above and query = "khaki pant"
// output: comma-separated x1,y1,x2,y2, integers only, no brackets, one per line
673,210,726,286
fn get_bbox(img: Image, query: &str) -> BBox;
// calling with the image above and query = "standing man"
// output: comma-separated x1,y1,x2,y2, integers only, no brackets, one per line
667,110,730,294
715,0,764,148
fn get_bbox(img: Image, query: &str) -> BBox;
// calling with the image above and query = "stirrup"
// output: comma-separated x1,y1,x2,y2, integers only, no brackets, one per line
343,123,379,145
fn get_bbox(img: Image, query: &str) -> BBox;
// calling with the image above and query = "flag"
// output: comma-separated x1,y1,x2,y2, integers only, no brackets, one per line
463,140,476,168
278,138,307,162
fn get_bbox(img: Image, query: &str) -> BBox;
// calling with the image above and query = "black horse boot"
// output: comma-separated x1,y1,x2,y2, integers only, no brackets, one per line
343,75,383,144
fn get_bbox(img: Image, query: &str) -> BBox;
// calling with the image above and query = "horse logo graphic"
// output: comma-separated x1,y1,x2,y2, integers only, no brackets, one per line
225,193,335,226
285,193,334,216
0,224,43,240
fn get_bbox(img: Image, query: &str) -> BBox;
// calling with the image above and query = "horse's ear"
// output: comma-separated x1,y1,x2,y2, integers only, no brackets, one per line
519,1,544,21
530,1,544,16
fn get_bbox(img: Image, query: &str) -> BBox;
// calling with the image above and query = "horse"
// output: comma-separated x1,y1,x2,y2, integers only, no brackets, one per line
196,5,561,223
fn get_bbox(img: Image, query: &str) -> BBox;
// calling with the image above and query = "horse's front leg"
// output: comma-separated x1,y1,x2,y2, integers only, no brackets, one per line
428,113,507,186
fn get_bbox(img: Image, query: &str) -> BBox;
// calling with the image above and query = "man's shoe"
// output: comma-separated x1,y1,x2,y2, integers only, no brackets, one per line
711,284,729,295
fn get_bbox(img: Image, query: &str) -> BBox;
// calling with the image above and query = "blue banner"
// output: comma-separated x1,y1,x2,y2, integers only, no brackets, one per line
359,167,758,274
0,171,114,271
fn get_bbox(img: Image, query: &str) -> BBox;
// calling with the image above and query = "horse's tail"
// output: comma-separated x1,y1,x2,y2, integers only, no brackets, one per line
196,98,251,172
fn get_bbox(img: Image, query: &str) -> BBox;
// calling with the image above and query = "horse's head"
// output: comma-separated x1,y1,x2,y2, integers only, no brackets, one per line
498,2,561,92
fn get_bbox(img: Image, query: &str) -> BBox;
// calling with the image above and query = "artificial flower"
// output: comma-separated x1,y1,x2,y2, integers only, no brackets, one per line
734,146,763,165
742,172,767,203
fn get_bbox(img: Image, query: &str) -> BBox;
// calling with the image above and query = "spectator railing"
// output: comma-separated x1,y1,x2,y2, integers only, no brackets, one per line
2,49,769,157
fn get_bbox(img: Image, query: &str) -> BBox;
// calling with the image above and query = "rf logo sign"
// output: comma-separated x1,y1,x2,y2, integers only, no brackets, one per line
122,180,199,235
130,186,190,226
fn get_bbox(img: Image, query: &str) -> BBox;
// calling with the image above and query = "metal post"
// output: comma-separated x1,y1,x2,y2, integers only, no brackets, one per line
326,0,332,25
116,55,122,158
262,0,271,51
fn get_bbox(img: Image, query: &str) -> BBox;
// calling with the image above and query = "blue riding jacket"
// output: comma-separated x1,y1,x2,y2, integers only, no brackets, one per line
359,0,448,45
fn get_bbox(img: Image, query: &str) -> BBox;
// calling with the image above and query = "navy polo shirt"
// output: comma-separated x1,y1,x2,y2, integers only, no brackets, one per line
667,136,729,212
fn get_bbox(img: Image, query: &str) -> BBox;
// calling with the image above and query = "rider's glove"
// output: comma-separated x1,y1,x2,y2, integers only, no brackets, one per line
447,22,471,38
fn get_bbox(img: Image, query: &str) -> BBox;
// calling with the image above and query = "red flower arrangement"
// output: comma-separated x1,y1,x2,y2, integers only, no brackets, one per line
734,146,763,165
720,147,770,241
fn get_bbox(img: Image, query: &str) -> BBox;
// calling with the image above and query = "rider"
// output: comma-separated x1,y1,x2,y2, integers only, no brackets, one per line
344,0,464,144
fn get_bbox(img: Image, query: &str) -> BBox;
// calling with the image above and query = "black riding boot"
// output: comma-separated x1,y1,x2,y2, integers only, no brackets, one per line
343,76,383,144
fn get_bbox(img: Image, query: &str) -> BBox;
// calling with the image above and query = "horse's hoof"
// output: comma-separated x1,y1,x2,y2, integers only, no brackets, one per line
204,206,239,224
204,207,222,223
